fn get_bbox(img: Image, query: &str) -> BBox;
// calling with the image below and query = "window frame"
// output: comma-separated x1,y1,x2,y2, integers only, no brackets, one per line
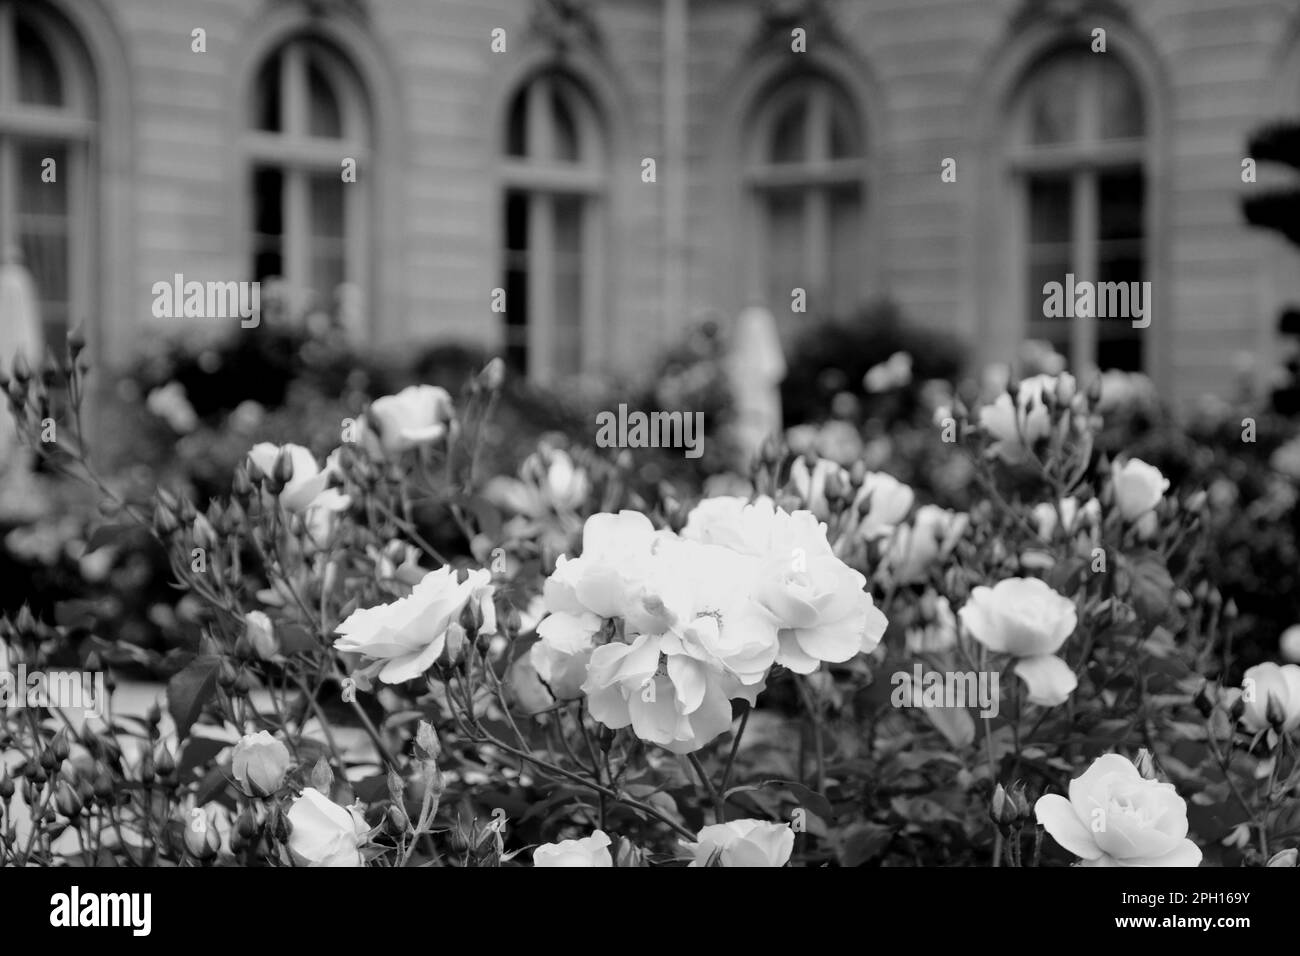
1009,50,1147,374
0,0,95,352
741,70,871,326
242,35,371,320
498,70,608,384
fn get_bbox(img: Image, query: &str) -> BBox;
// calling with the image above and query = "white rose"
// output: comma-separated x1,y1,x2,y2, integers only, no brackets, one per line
978,374,1070,463
959,577,1078,706
885,505,968,585
507,653,556,715
788,457,848,519
1239,662,1300,733
543,511,664,620
531,610,602,699
243,610,278,660
1034,753,1202,867
853,472,915,541
1281,625,1300,664
231,731,291,797
333,566,494,684
145,382,198,433
286,787,369,867
1032,496,1101,541
302,487,351,551
485,447,590,517
685,820,794,867
582,632,744,755
533,830,613,867
1110,458,1169,522
365,385,455,455
905,594,957,655
247,442,331,513
680,495,778,556
751,511,887,672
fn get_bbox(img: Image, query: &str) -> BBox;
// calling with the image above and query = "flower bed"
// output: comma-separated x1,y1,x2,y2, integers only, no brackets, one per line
1,331,1299,868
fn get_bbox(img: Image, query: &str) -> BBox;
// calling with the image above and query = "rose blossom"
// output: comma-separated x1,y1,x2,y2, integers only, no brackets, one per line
286,787,369,867
958,577,1078,706
1110,458,1169,522
231,731,291,797
333,566,495,684
852,471,915,541
247,442,332,513
978,373,1072,463
1239,662,1300,733
364,385,455,456
1034,753,1202,867
684,820,794,867
533,830,613,867
885,505,968,585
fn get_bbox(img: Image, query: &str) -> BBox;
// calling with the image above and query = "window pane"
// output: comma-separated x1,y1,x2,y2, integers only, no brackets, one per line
309,173,346,297
769,98,807,164
1097,254,1144,372
763,189,806,324
309,173,344,238
307,51,343,139
828,184,861,318
502,191,529,374
1096,337,1143,372
16,142,70,346
505,88,527,158
1024,58,1081,146
1028,175,1072,244
251,166,284,280
1099,169,1144,241
550,84,580,163
1027,256,1072,357
252,55,281,132
553,195,583,376
1097,58,1144,140
16,17,64,108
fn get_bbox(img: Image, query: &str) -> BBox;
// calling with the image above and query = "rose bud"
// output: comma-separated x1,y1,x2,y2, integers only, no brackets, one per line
243,610,278,661
54,779,83,819
231,731,291,798
184,811,221,861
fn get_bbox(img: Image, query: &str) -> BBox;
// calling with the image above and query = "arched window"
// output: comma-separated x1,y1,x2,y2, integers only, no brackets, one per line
245,35,369,316
745,72,866,326
0,0,95,350
1011,50,1147,372
500,71,607,382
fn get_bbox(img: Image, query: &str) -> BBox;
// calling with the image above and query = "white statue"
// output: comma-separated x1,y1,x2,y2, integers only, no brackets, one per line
728,305,786,465
0,246,44,473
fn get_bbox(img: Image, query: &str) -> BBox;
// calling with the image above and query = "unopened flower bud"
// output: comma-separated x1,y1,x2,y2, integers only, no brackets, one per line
54,779,82,819
243,610,278,661
478,357,505,391
271,447,295,493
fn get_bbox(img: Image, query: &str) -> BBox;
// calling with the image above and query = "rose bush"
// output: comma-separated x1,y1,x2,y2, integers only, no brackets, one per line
2,330,1298,869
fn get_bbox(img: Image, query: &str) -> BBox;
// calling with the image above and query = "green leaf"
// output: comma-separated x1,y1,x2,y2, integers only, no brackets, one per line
724,778,835,825
835,822,893,867
166,655,221,741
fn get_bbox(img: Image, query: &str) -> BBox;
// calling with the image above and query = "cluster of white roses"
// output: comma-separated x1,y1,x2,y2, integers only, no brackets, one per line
527,498,888,754
242,384,456,551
